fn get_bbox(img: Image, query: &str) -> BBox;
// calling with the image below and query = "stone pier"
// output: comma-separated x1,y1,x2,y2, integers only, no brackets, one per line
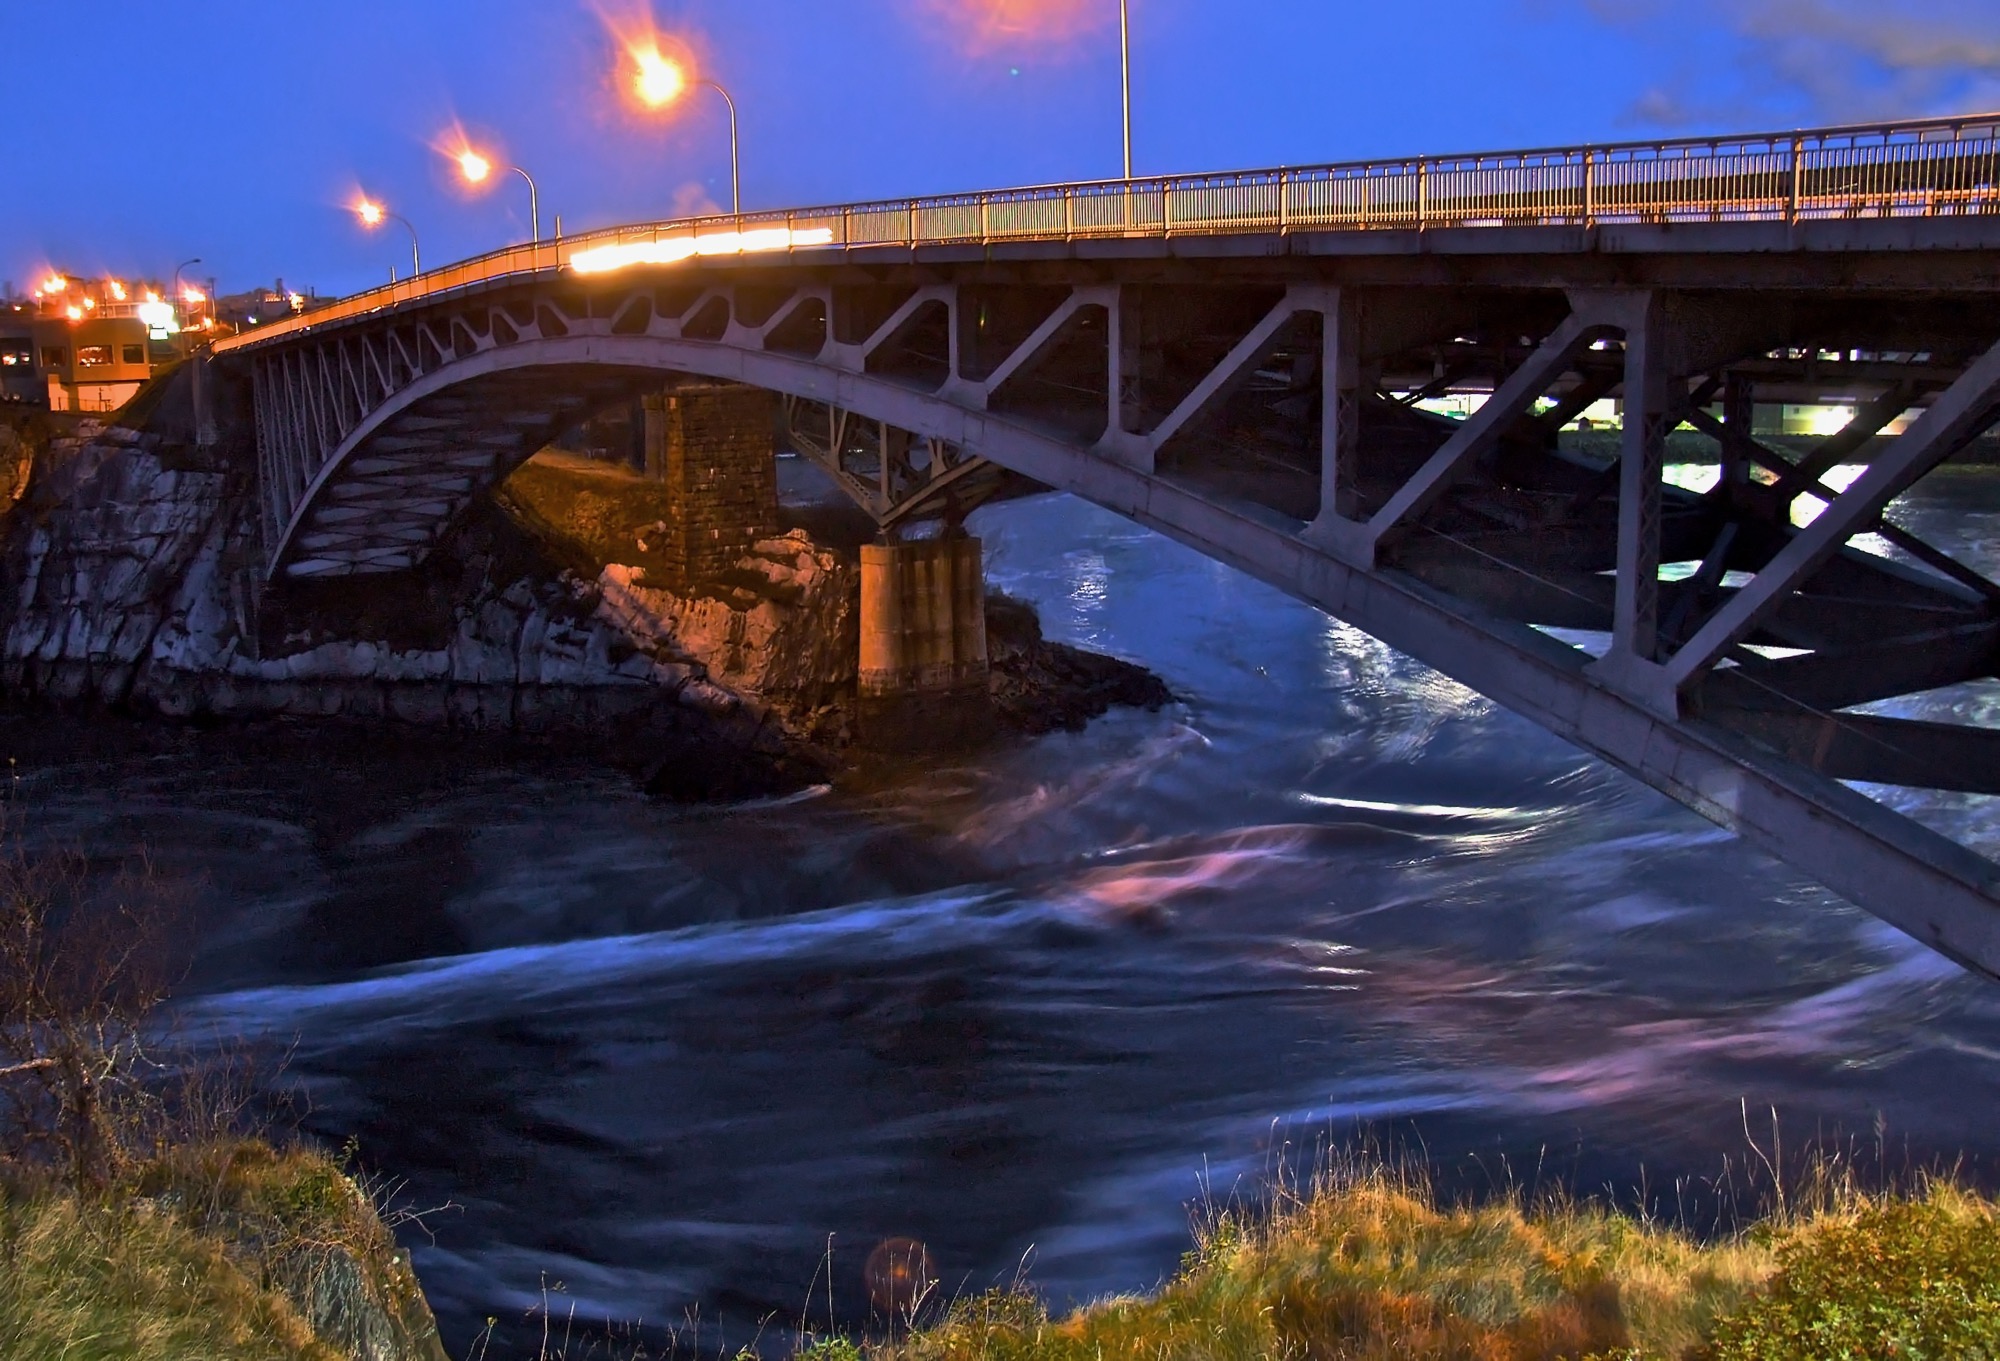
640,384,779,585
857,535,992,749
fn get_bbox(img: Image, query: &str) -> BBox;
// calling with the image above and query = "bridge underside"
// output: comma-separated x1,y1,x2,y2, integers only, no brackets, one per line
226,227,2000,978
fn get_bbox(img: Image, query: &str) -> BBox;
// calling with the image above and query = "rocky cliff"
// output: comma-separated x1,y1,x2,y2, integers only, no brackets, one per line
0,425,840,795
0,419,1168,797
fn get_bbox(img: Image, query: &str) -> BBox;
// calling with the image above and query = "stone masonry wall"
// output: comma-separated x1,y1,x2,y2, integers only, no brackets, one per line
647,385,779,584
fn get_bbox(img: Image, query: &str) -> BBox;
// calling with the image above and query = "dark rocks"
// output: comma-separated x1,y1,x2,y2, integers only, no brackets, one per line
0,430,1174,798
986,592,1174,735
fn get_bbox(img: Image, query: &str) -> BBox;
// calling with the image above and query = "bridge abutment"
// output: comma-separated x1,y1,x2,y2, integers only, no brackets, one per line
857,535,992,750
639,384,779,585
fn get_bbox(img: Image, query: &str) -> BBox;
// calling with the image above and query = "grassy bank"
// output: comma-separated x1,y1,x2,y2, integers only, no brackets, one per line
0,1139,447,1361
795,1156,2000,1361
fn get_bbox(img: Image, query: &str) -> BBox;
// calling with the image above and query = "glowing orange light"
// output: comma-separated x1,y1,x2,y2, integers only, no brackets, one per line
630,40,687,107
143,290,161,304
356,197,386,227
108,280,127,301
911,0,1109,53
181,285,206,305
82,297,95,310
456,147,492,183
64,306,82,321
40,275,66,294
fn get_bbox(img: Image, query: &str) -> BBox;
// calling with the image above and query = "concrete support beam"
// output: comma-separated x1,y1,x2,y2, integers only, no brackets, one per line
858,536,992,749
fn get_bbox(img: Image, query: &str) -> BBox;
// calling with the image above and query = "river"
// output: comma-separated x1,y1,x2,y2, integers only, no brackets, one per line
16,468,2000,1355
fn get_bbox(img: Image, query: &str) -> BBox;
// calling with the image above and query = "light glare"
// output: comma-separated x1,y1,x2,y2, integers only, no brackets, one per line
631,42,686,107
568,225,834,274
457,148,492,183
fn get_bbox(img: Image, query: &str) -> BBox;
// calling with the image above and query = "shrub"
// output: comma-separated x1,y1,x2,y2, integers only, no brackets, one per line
1706,1185,2000,1359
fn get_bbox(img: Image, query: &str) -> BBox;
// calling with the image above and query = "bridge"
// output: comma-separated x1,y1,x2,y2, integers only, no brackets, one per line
203,112,2000,979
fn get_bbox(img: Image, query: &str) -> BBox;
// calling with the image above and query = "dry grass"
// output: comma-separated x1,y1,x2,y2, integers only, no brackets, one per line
0,1137,444,1360
499,454,677,575
820,1148,2000,1361
0,813,448,1361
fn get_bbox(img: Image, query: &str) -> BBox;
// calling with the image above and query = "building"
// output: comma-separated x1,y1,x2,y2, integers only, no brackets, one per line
0,305,36,405
6,275,195,411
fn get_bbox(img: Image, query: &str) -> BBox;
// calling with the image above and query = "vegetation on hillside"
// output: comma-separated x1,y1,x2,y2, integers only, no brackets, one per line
781,1149,2000,1361
0,820,447,1361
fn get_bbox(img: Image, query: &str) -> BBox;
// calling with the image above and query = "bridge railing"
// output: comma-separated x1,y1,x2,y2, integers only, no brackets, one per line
215,111,2000,354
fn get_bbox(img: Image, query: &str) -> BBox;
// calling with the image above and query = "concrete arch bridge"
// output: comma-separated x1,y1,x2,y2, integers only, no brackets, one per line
205,113,2000,979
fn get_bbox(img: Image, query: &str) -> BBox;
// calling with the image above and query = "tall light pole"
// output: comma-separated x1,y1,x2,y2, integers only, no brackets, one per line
454,147,541,243
629,43,741,215
173,257,202,318
1120,0,1132,179
355,198,421,276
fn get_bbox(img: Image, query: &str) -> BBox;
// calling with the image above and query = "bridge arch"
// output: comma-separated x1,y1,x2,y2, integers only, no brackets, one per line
267,332,1117,579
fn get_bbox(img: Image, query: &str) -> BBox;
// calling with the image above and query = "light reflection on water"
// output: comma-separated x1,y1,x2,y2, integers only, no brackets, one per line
14,472,2000,1353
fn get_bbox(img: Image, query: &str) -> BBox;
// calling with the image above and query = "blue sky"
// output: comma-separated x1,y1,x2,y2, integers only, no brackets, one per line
4,0,1998,299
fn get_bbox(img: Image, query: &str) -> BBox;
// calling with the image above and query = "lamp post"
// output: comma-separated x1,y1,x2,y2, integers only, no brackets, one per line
173,257,202,322
1120,0,1132,179
355,198,421,276
455,148,542,243
630,46,741,215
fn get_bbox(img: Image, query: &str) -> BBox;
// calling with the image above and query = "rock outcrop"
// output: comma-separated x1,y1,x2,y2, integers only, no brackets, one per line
0,420,1172,796
0,428,831,795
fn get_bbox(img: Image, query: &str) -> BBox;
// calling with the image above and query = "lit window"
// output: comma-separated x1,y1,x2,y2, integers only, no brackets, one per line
77,345,113,367
121,344,145,365
0,343,29,368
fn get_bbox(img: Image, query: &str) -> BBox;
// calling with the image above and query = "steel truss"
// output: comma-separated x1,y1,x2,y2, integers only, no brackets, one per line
220,249,2000,978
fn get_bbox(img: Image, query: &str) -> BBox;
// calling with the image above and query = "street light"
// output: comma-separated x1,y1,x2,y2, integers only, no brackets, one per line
1119,0,1133,179
627,41,740,215
454,146,542,244
354,197,421,277
173,257,202,321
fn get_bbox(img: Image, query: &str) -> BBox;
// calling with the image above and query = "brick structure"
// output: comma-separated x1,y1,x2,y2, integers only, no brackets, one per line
641,384,779,584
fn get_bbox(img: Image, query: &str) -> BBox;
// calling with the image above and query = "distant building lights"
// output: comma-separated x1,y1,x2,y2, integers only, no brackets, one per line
136,300,179,337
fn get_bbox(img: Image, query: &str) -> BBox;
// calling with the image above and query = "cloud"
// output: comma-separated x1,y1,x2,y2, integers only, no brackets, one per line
670,181,721,218
1575,0,2000,129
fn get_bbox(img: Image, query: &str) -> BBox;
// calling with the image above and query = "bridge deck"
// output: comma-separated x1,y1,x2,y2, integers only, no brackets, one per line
216,111,2000,355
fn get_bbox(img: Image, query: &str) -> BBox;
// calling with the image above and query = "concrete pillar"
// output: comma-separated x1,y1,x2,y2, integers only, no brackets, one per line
858,536,992,748
643,384,778,584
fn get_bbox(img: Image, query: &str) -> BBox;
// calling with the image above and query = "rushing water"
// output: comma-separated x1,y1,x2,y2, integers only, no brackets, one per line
18,469,2000,1354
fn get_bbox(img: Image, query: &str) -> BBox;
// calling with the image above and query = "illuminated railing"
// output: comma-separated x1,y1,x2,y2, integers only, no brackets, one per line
215,111,2000,354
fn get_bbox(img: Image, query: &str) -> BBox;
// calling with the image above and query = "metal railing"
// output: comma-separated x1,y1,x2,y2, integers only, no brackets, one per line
215,111,2000,354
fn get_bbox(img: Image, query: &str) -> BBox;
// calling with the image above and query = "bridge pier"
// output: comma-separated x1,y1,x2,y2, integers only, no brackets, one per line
857,535,992,750
639,384,779,584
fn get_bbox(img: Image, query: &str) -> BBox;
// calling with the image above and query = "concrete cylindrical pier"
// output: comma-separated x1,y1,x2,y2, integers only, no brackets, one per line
858,536,991,748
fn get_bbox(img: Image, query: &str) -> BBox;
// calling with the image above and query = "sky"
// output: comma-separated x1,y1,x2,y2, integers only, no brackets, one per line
4,0,1999,300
